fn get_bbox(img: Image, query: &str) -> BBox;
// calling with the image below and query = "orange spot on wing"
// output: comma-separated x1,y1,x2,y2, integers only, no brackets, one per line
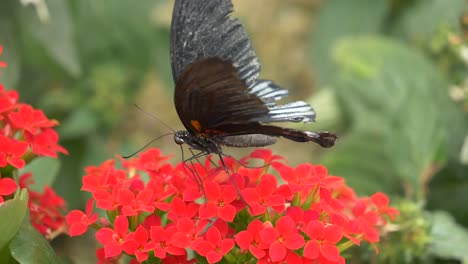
191,120,202,132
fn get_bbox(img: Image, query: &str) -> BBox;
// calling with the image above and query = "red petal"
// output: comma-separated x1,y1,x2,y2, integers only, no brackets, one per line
204,182,221,200
259,227,278,245
284,233,304,250
324,224,343,244
269,241,287,262
249,245,266,259
69,223,87,236
220,239,234,254
303,240,319,259
257,175,276,197
241,188,259,203
95,228,115,243
217,204,236,222
122,240,139,254
150,226,165,242
194,241,212,256
221,185,237,203
114,215,129,237
206,227,221,244
0,178,17,195
370,192,389,208
306,221,324,239
320,244,340,261
134,250,149,262
199,202,217,219
104,243,122,258
134,226,148,243
275,216,294,236
235,231,252,249
206,251,223,263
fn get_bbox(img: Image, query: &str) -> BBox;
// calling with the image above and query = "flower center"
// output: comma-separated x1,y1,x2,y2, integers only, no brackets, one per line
217,200,225,207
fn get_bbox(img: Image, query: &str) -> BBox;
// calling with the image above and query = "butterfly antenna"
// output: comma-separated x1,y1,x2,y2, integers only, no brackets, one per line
133,104,176,133
122,133,173,159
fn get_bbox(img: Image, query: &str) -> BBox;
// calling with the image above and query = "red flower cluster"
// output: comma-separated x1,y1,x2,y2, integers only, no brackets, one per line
0,45,68,239
67,148,398,263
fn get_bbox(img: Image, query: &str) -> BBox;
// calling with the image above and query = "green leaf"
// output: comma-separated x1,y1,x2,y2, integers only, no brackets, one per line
394,0,466,41
58,108,98,140
320,130,402,196
9,213,60,264
0,189,29,251
19,0,81,76
429,211,468,262
325,36,456,198
309,0,387,86
461,135,468,165
0,20,21,88
19,157,60,192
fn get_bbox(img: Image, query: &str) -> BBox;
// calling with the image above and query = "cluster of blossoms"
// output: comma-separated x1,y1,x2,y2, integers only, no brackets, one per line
0,45,68,239
67,148,398,264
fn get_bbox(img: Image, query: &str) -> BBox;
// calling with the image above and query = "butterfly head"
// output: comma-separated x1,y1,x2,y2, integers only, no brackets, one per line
174,130,191,145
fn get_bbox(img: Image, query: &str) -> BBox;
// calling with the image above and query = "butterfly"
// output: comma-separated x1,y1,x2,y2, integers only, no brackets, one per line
170,0,336,164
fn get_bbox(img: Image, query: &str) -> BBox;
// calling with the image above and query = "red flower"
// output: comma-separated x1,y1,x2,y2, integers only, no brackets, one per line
25,128,68,157
371,192,399,220
8,105,57,135
0,174,17,203
122,226,150,263
167,197,199,222
303,221,343,263
194,226,234,263
119,188,154,216
242,174,285,216
286,206,319,231
259,216,305,262
28,186,67,239
144,225,185,259
235,219,268,259
249,149,284,166
125,148,170,176
349,199,380,244
96,215,130,258
171,217,209,249
0,84,18,118
0,135,29,169
198,181,237,222
66,199,98,236
0,46,6,68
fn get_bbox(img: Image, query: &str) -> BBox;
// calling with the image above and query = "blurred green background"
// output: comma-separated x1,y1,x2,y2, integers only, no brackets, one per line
1,0,467,263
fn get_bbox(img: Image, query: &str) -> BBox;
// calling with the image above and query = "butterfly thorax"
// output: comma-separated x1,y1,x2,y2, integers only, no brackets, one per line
174,130,221,154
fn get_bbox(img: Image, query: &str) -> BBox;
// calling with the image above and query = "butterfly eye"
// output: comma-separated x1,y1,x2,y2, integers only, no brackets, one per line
174,134,185,145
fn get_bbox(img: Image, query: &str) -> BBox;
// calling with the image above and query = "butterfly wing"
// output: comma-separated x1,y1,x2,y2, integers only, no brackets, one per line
170,0,260,87
171,0,317,125
174,58,337,148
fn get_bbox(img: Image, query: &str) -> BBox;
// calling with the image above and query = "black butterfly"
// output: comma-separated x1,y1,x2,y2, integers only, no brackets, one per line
170,0,336,161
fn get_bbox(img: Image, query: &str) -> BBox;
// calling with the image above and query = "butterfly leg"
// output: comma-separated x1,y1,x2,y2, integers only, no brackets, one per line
219,152,270,170
216,153,253,211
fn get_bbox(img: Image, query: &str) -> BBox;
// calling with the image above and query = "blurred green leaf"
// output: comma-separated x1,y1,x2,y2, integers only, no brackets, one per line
427,162,468,225
9,213,60,264
19,157,60,192
19,0,81,77
461,135,468,165
320,130,402,195
0,189,28,251
394,0,466,41
58,108,98,140
323,36,456,198
429,211,468,262
0,20,20,88
310,0,387,86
